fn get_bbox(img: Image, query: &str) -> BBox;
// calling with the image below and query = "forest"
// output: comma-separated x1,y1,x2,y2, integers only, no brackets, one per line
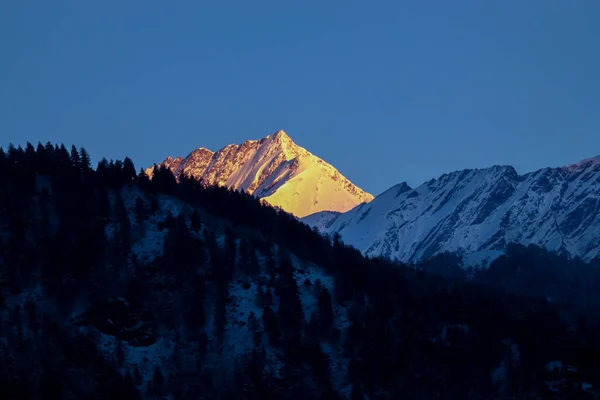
1,142,600,399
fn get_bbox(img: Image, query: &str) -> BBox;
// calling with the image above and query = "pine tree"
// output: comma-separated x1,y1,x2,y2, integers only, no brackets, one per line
317,287,335,336
183,276,206,336
173,214,195,278
123,372,142,400
149,193,159,214
306,343,334,398
224,227,237,281
97,184,110,224
44,141,55,160
306,313,320,346
56,144,71,170
262,306,280,347
134,196,149,225
122,157,137,184
137,167,150,191
247,311,259,333
35,142,49,174
133,366,143,386
276,254,304,357
70,145,81,169
213,289,227,353
240,348,269,400
96,158,110,186
255,285,266,309
190,209,202,232
264,286,274,307
151,164,177,195
113,159,124,186
79,147,91,172
115,337,125,366
7,144,26,192
24,142,37,171
152,367,165,398
6,143,17,163
247,311,261,347
114,191,131,260
314,279,323,295
0,147,7,183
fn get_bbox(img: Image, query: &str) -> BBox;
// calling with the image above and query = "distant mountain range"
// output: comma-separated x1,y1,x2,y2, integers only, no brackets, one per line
303,155,600,266
146,130,373,218
149,131,600,266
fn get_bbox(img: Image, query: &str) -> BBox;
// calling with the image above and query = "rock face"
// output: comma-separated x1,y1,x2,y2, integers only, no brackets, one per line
147,130,373,218
304,156,600,266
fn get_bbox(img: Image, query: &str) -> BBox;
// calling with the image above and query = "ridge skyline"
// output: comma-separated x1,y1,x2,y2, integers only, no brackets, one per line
3,1,599,200
153,129,600,198
148,129,374,218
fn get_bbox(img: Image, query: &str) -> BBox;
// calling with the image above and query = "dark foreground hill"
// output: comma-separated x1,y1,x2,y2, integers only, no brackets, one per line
1,142,600,399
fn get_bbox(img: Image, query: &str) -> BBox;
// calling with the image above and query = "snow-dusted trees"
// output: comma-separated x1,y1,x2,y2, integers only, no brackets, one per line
2,141,600,399
275,252,304,359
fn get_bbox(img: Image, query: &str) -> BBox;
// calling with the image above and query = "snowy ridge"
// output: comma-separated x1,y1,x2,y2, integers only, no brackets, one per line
300,210,342,232
147,130,373,218
303,157,600,266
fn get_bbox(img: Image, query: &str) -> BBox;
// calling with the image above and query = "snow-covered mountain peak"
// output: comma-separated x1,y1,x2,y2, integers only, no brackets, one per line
376,181,412,198
266,129,291,142
255,129,309,162
304,155,600,266
193,147,214,154
148,130,373,218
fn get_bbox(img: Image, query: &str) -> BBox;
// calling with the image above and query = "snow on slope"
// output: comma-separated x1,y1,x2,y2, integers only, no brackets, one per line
88,187,354,392
301,210,342,233
147,130,373,218
303,157,600,265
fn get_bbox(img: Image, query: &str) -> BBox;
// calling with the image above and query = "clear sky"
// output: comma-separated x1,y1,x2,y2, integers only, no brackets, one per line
1,1,599,195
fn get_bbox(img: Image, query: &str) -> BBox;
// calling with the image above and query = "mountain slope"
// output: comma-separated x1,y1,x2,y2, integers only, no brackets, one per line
146,130,373,218
2,143,600,398
304,156,600,265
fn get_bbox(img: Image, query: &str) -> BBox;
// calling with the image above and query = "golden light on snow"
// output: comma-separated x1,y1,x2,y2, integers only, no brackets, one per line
148,130,373,218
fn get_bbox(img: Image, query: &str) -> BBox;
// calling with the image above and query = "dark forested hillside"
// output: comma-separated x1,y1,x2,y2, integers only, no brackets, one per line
414,244,600,314
1,142,600,399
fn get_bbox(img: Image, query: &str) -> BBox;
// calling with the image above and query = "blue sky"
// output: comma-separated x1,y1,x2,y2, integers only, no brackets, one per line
1,0,599,195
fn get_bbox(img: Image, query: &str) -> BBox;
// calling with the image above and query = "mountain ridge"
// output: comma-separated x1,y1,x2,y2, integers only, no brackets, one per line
303,156,600,266
146,130,373,218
